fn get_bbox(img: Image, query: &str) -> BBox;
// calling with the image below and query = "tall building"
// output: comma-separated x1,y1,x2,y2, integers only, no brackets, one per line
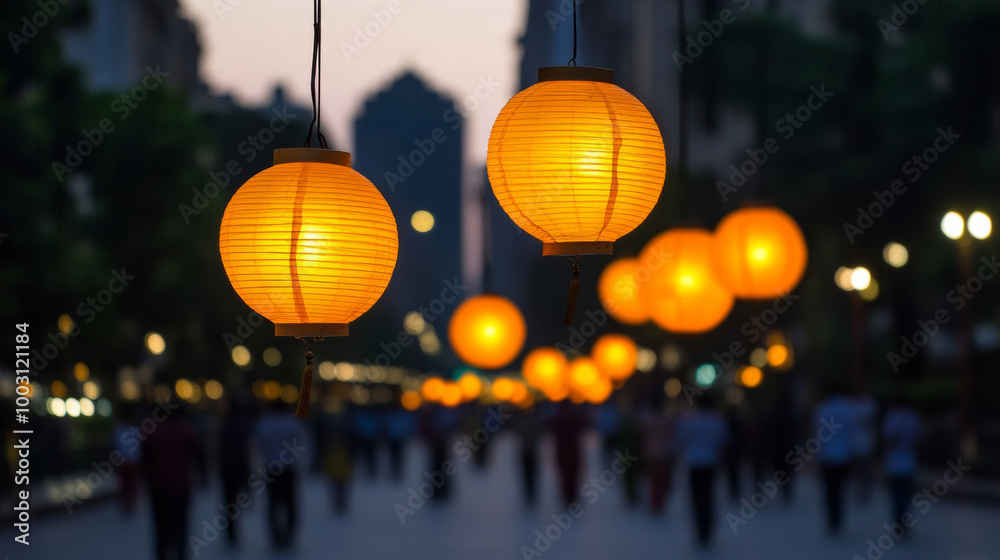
354,71,464,368
63,0,203,98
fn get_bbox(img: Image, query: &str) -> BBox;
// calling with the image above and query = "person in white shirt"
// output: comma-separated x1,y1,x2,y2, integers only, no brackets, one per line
813,383,857,534
674,394,729,546
883,394,922,536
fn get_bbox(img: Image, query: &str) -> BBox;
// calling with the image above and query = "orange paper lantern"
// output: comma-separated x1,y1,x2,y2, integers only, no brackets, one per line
448,295,527,370
712,206,807,298
640,228,733,333
487,66,666,256
598,258,649,325
220,149,398,337
522,347,568,393
592,334,638,381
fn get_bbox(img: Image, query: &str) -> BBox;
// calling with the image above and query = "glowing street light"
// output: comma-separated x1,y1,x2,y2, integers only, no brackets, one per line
849,267,871,291
968,211,992,240
941,211,965,240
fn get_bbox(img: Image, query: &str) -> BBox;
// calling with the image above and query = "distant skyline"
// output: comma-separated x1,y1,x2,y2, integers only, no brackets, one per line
177,0,528,167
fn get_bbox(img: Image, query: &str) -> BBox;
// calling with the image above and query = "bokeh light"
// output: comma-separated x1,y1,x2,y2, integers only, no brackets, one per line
882,242,909,268
968,211,991,240
145,332,166,355
941,211,964,240
411,210,435,233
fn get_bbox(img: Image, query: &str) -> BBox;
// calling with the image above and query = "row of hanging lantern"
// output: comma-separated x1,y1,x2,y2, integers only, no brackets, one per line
600,206,807,333
217,0,805,415
521,334,638,404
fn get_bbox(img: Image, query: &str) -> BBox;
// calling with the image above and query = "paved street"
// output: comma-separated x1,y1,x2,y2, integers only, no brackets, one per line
5,433,999,560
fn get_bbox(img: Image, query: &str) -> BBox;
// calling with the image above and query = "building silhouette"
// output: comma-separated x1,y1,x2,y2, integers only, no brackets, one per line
354,71,464,369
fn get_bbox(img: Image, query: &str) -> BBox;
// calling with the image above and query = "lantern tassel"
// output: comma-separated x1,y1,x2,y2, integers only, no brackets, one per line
295,350,314,418
562,258,581,325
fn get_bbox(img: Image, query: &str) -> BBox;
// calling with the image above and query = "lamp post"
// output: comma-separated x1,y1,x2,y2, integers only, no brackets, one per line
941,210,991,459
836,266,875,394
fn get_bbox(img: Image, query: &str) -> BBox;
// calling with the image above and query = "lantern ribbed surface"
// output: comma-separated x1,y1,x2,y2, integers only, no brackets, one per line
487,68,666,250
640,228,734,333
712,207,807,298
220,157,398,331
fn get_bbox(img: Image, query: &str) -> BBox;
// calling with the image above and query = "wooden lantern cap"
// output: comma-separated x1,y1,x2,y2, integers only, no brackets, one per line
274,148,351,167
275,323,349,337
538,66,614,84
542,242,614,256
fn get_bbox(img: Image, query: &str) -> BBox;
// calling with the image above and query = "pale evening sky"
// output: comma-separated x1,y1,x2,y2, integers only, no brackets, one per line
177,0,529,167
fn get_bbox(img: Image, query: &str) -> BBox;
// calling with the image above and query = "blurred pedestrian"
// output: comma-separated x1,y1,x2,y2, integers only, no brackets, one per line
675,395,729,546
813,382,857,534
320,408,354,514
724,404,745,502
883,393,922,537
852,391,877,504
141,404,205,560
353,405,380,478
641,400,677,514
255,400,304,549
385,403,415,482
513,405,545,506
218,394,253,547
550,402,587,506
113,405,142,514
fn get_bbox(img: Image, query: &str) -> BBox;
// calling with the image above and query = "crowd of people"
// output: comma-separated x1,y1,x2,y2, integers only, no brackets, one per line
110,381,923,559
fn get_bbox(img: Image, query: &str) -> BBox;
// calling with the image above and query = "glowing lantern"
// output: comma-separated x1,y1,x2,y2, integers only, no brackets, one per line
567,357,603,402
457,372,484,402
592,334,638,381
712,206,807,298
598,258,648,325
420,377,445,403
522,347,568,393
448,295,526,370
491,377,516,401
220,149,398,417
400,390,421,410
221,149,397,336
487,67,666,255
583,376,613,404
640,228,733,333
440,382,463,408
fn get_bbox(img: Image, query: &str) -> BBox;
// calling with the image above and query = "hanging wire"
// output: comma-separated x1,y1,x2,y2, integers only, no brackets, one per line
567,0,578,66
304,0,328,148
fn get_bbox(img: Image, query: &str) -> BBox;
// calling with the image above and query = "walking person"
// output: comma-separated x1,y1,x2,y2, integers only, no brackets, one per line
219,395,253,547
883,394,922,537
674,395,729,547
141,405,205,560
550,402,587,506
255,401,304,550
813,382,857,534
641,400,677,514
513,405,544,506
113,405,142,515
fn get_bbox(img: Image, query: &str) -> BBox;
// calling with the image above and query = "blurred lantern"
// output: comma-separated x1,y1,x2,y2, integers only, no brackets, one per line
598,258,649,325
400,390,421,411
640,228,733,333
522,347,568,393
440,382,463,408
567,357,602,401
712,206,807,298
448,295,526,370
218,0,398,418
491,377,516,401
420,377,445,403
738,365,764,388
457,372,484,402
487,65,666,324
591,334,638,381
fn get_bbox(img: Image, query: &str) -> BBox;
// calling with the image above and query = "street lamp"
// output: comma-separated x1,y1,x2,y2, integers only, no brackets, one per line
836,266,876,393
941,209,991,460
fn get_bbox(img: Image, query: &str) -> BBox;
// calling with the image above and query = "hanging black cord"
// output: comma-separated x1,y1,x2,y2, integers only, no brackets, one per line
567,0,578,66
304,0,328,148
